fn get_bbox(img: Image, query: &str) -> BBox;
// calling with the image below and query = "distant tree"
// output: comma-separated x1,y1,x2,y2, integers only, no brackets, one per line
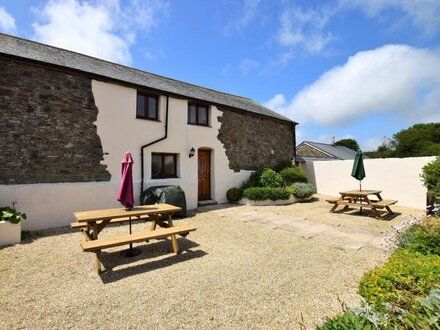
393,123,440,157
334,138,359,151
365,123,440,158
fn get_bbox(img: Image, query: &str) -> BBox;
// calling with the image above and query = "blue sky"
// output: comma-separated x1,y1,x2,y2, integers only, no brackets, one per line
1,0,440,151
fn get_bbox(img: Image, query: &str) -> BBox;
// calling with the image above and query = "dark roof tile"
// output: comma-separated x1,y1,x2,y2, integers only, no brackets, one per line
0,33,294,123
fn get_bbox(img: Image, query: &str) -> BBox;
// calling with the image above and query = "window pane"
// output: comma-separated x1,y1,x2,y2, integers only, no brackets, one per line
137,94,145,117
188,105,196,123
151,154,162,178
148,96,157,119
164,155,175,176
198,106,207,125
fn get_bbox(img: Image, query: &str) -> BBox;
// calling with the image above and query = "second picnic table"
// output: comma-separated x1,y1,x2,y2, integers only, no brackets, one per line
326,190,397,219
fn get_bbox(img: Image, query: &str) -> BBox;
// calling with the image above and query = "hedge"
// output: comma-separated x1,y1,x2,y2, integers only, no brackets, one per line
242,187,290,201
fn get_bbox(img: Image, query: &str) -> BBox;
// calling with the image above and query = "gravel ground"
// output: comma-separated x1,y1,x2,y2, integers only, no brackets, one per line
0,198,422,329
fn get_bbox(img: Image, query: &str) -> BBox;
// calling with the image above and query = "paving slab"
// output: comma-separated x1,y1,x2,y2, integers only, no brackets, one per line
207,204,388,250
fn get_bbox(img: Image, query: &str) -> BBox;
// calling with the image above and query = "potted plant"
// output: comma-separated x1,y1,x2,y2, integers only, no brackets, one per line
0,206,26,246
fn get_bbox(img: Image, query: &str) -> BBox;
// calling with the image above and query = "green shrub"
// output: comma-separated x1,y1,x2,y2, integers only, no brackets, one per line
421,155,440,195
397,220,440,255
259,168,283,188
241,168,264,189
290,182,316,199
285,187,297,196
319,288,440,330
272,159,294,172
358,249,440,310
242,187,290,201
226,187,243,202
318,310,375,330
279,166,308,185
0,207,27,224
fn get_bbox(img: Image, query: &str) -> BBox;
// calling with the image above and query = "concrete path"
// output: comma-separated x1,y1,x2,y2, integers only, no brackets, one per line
197,205,387,250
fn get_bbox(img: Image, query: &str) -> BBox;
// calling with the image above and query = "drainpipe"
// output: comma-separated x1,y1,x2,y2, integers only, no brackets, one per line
292,122,297,163
140,95,169,194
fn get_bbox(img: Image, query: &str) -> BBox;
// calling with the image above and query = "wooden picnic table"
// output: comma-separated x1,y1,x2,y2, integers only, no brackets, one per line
326,190,397,219
72,204,196,273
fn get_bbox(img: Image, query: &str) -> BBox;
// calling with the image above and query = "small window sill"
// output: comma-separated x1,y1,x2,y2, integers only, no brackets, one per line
136,116,161,122
151,176,180,180
187,123,211,128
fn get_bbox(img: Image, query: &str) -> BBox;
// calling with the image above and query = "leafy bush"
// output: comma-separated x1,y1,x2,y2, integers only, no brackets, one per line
272,159,294,172
320,216,440,330
259,168,283,188
241,168,264,189
421,155,440,196
279,166,308,185
411,286,440,328
242,187,290,201
285,187,297,196
358,249,440,310
397,220,440,255
226,187,243,202
318,310,374,330
319,288,440,330
290,183,316,199
0,207,27,224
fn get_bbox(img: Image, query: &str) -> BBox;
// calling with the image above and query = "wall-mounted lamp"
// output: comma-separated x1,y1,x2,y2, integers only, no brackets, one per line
189,147,196,158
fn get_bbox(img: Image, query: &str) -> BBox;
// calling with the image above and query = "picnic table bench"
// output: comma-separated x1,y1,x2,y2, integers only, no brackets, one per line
72,204,196,273
326,190,397,219
70,215,150,229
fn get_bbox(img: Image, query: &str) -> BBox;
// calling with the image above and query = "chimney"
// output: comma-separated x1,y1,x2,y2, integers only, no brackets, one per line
331,136,335,145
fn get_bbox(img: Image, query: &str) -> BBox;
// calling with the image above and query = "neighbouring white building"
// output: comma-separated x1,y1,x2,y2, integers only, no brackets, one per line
0,33,297,230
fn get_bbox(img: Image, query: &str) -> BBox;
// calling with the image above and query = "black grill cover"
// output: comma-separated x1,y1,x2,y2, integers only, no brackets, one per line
140,185,187,217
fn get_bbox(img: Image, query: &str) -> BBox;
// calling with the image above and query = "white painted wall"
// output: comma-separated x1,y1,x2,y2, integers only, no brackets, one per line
0,80,251,230
300,156,435,209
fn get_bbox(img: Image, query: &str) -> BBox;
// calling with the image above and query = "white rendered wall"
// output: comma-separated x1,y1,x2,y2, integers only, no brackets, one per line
300,156,435,209
0,81,251,230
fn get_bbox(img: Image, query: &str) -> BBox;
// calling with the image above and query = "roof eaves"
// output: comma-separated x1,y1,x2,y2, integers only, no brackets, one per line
303,141,337,158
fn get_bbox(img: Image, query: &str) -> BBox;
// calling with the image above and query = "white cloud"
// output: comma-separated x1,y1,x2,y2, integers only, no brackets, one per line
263,94,286,112
225,0,261,33
265,44,440,126
346,0,440,36
32,0,168,65
0,6,16,34
278,6,335,54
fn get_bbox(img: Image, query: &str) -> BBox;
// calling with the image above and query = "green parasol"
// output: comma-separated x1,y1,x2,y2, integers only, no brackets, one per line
351,149,366,191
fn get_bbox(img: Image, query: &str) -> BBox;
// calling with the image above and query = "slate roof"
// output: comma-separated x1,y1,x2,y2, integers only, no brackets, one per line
0,33,294,123
296,141,361,161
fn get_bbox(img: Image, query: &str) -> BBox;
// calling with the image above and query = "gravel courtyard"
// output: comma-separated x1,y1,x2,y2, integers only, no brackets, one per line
0,196,422,329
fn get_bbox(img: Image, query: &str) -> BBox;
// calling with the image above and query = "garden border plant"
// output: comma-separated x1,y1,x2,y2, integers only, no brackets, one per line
226,161,316,205
0,206,26,224
317,216,440,330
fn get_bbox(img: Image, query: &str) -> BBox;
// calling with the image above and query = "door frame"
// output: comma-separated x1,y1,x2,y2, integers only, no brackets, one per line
197,148,211,201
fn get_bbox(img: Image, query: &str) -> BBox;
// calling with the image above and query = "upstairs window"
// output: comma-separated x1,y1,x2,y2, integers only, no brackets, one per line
151,153,177,179
137,92,159,120
188,102,209,126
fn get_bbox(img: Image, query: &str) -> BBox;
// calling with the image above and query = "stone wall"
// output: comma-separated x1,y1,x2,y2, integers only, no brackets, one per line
0,57,111,184
217,107,295,171
296,144,332,158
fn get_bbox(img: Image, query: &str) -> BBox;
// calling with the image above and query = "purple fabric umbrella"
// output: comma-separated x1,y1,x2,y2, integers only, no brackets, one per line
117,152,134,210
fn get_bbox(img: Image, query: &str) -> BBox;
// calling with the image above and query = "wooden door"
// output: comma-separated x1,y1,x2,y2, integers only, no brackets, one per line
198,149,211,200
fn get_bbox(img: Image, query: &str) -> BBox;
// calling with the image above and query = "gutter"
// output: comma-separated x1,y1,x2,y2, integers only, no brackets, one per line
292,122,298,162
140,96,169,194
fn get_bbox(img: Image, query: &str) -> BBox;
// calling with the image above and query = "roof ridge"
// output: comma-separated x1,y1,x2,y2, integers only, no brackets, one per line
0,33,293,123
0,33,253,101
